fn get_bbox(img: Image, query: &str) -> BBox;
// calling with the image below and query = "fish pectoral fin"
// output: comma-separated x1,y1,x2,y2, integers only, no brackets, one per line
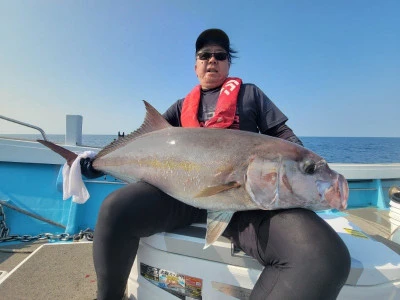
195,182,241,198
204,210,235,249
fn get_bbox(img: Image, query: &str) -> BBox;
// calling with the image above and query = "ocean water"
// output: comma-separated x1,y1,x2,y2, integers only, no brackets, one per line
301,137,400,164
2,134,400,164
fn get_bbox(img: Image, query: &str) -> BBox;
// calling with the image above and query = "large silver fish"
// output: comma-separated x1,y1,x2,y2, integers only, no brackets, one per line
39,101,349,247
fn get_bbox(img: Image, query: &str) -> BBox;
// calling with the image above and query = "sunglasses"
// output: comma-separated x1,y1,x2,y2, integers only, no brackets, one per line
197,52,228,61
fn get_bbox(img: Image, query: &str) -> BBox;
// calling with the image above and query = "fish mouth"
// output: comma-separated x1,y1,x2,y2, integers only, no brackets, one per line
316,174,349,210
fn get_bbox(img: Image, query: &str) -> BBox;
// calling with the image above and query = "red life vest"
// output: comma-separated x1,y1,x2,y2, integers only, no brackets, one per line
181,77,242,128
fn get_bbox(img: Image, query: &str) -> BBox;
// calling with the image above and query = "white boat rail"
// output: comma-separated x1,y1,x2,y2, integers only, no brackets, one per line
0,115,48,141
0,114,83,146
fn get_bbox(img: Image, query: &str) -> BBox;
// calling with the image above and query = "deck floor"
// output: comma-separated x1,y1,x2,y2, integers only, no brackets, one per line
0,242,96,300
345,207,400,254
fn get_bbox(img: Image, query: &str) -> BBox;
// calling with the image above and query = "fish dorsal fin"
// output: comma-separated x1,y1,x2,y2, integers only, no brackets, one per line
204,210,235,249
96,100,171,159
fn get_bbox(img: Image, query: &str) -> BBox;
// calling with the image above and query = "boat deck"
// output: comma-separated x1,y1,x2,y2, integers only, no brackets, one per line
0,241,97,300
0,207,398,300
346,207,400,254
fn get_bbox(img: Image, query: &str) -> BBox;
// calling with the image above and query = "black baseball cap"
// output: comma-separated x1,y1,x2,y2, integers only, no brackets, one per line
195,28,230,53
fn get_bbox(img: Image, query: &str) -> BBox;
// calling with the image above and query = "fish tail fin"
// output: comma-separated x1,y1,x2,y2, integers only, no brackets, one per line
37,140,78,167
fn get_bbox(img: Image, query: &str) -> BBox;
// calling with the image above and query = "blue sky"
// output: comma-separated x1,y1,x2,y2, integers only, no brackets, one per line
1,1,399,137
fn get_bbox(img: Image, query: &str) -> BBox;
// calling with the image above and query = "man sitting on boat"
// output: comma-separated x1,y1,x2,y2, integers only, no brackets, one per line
82,28,351,300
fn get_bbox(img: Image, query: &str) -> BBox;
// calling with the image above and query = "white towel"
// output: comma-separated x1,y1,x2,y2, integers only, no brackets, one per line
62,151,97,204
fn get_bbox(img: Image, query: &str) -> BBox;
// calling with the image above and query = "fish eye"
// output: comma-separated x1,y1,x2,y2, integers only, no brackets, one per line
303,160,316,175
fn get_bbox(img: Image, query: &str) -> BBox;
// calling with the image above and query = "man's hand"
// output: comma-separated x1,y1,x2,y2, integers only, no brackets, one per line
80,157,104,179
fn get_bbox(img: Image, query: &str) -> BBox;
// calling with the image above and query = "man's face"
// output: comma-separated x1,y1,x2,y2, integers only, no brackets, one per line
195,45,230,89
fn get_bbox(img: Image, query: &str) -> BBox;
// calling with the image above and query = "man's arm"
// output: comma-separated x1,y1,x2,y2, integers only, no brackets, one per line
248,85,303,146
265,122,304,146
